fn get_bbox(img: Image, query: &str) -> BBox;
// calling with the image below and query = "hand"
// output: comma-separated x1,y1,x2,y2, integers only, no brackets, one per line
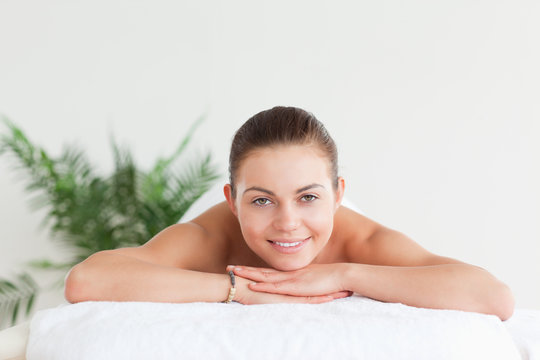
228,263,353,299
230,273,351,305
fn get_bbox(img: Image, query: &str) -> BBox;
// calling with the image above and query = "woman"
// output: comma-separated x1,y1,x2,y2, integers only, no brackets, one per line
64,106,514,320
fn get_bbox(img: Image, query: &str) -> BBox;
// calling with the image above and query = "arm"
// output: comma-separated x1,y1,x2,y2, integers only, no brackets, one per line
64,222,232,303
342,263,514,320
65,252,235,303
344,227,514,320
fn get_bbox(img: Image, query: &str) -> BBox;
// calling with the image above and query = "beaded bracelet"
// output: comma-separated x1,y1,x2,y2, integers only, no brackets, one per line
224,270,236,303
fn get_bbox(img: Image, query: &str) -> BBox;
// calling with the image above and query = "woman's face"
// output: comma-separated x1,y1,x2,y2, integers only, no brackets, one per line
225,145,344,271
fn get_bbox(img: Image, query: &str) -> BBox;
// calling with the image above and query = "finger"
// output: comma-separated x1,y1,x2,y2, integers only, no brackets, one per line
252,286,353,299
248,280,298,295
269,293,334,304
227,265,279,273
250,282,353,298
304,296,335,304
233,267,293,282
328,290,354,299
279,292,351,304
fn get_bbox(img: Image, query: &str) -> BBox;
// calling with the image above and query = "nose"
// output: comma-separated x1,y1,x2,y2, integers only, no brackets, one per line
273,203,301,232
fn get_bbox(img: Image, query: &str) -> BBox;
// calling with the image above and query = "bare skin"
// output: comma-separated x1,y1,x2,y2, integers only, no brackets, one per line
64,145,514,320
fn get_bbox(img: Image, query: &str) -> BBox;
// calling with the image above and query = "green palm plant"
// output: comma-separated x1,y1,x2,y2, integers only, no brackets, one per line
0,116,220,329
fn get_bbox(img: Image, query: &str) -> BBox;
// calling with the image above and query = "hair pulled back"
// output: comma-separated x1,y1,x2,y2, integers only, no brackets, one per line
229,106,338,198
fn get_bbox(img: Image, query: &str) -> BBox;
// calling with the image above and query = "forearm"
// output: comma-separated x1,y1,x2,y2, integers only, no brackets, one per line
65,251,230,304
343,263,514,320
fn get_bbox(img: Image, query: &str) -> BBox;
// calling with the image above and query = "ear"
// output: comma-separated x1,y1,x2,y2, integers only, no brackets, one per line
334,177,345,212
223,184,238,217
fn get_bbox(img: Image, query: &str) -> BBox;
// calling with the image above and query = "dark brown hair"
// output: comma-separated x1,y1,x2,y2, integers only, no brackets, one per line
229,106,338,198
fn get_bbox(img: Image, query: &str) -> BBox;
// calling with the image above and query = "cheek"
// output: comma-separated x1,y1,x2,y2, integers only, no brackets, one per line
238,210,270,241
305,207,334,237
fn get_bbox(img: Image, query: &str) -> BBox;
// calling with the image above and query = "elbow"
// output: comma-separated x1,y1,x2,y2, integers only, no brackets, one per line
64,264,88,303
64,252,105,303
489,282,515,321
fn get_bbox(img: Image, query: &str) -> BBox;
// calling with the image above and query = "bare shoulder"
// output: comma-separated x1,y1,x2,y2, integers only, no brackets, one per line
109,202,237,273
189,201,241,244
336,206,461,266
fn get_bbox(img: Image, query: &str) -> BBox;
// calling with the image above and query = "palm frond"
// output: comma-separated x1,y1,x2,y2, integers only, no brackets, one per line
141,113,206,203
0,115,220,326
0,273,39,330
27,259,74,271
0,118,60,198
167,152,220,219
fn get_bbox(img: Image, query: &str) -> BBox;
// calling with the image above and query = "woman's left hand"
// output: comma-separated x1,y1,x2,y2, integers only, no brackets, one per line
227,263,353,298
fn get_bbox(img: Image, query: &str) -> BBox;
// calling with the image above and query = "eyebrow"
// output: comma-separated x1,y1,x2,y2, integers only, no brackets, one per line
243,183,325,197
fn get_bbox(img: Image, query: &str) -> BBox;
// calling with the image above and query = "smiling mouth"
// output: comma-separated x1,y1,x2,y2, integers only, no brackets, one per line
269,240,303,247
267,237,311,248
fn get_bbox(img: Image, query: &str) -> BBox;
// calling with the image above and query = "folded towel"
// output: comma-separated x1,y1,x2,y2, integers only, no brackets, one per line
27,295,521,360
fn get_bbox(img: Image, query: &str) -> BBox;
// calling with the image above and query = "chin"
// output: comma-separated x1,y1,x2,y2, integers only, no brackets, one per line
269,258,312,271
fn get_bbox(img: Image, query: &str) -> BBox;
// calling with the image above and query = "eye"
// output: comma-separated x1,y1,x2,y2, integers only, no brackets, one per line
253,198,272,206
301,194,318,202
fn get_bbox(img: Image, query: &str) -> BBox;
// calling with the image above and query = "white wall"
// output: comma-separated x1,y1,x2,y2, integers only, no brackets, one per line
1,0,538,313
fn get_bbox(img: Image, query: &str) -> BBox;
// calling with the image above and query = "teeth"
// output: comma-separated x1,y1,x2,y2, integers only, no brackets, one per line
273,241,302,247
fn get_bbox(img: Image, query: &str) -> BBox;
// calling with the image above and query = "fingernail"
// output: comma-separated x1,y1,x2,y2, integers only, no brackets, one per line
250,282,257,286
226,265,234,271
234,267,242,271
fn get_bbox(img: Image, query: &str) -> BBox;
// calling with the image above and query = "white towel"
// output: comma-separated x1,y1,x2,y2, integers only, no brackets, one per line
504,309,540,360
27,295,521,360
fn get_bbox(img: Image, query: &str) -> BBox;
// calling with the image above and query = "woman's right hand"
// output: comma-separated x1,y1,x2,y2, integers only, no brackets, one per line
232,274,352,305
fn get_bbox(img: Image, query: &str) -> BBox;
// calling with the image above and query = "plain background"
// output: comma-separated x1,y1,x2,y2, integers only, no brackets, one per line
0,0,538,317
